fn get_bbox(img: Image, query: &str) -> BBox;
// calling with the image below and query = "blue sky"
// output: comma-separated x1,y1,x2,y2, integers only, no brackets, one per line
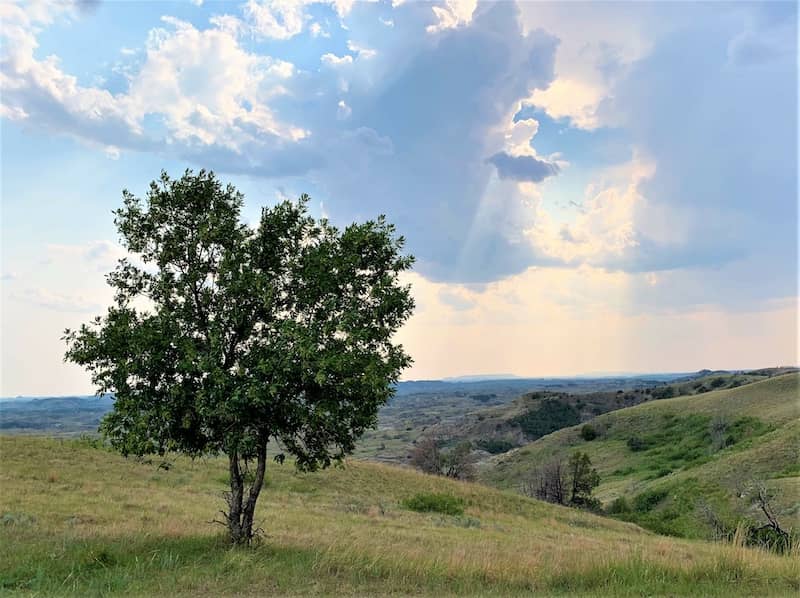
1,0,797,395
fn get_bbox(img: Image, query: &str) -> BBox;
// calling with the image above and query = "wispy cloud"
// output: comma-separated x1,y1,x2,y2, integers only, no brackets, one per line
13,287,103,313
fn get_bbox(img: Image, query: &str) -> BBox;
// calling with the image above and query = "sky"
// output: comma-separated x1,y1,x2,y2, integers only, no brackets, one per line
0,0,797,396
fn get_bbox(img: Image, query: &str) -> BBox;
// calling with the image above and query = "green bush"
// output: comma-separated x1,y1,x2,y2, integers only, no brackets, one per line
633,488,669,513
606,497,631,514
580,424,597,441
746,525,797,554
627,436,648,452
650,386,675,400
475,438,516,454
402,493,465,516
724,417,771,447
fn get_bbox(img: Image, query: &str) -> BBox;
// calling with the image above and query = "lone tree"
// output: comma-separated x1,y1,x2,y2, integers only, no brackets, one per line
410,436,442,475
64,170,415,545
409,437,475,480
566,451,600,509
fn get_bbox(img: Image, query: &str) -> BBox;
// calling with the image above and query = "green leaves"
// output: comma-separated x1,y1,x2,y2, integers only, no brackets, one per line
65,170,414,470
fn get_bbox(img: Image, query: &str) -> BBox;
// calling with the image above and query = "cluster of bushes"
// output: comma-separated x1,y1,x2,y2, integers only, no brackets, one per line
632,488,669,513
744,524,797,554
649,386,675,400
607,477,797,555
475,438,516,454
607,488,669,517
624,415,770,466
510,399,581,441
708,377,727,389
604,487,687,536
716,416,771,448
409,437,475,480
523,451,601,511
606,497,630,515
708,481,797,554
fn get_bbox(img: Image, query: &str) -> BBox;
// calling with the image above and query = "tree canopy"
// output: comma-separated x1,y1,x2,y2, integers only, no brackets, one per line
64,170,415,543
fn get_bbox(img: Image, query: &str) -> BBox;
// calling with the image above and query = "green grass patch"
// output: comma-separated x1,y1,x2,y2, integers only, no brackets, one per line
402,493,465,516
3,434,799,597
546,552,799,597
774,462,800,479
618,414,772,476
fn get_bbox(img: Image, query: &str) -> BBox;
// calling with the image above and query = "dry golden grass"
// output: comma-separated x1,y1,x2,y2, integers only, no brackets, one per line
1,435,798,596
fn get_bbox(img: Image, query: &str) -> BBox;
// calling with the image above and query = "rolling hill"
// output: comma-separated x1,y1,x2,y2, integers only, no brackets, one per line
409,368,794,460
481,373,800,540
1,435,798,596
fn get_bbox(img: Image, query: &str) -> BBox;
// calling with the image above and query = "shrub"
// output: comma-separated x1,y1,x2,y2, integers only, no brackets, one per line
607,497,631,514
627,436,648,452
475,438,516,454
709,377,726,389
402,493,464,516
409,437,442,475
724,417,771,447
633,488,669,513
651,386,675,400
747,525,796,554
442,442,476,480
580,424,597,441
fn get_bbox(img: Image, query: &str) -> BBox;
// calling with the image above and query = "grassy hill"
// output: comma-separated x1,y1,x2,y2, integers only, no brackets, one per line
656,368,795,398
482,373,800,540
421,387,666,455
410,368,794,462
1,436,798,596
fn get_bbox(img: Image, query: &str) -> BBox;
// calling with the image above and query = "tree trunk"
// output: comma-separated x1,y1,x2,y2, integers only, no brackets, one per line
226,440,268,546
227,450,245,544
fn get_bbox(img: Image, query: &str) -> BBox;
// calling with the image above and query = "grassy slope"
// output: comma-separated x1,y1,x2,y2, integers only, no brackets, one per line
663,371,775,397
1,436,797,596
483,374,800,538
421,370,788,459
